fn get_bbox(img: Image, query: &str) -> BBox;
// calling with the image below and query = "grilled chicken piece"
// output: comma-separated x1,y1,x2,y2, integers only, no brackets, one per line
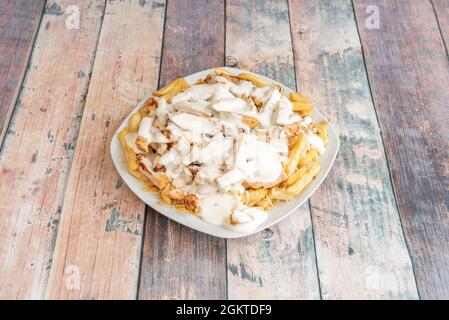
184,193,199,210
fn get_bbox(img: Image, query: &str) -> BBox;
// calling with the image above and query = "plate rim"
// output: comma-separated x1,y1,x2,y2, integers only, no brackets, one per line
110,66,340,238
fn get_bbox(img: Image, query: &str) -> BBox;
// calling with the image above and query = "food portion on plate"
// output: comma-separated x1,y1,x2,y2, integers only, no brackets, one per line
118,68,329,233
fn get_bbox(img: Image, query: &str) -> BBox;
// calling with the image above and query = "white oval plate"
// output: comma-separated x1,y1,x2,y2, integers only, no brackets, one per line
110,67,339,238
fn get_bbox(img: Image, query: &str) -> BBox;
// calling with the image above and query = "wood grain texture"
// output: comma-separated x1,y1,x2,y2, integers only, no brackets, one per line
432,0,449,52
0,0,105,299
46,0,165,299
290,0,418,299
138,0,226,300
0,0,45,145
354,0,449,299
225,0,320,299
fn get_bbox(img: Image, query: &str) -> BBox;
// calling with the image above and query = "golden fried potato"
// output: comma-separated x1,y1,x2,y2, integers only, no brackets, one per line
286,133,306,176
242,189,267,206
237,73,269,87
128,113,142,132
153,78,182,96
118,128,139,172
316,121,329,146
269,187,295,201
299,148,318,168
160,79,189,103
286,161,320,195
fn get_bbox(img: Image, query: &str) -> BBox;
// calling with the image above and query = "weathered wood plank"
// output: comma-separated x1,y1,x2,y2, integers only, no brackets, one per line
138,0,226,300
290,0,418,299
0,0,105,299
432,0,449,51
0,0,45,145
353,0,449,299
225,0,320,299
46,0,165,299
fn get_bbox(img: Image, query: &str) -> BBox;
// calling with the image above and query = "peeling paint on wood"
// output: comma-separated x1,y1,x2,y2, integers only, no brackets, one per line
46,0,165,299
0,0,45,146
354,0,449,299
0,0,106,299
138,0,226,300
226,0,320,300
290,0,418,299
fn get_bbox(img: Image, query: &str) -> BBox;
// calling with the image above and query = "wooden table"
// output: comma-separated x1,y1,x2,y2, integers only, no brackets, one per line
0,0,448,300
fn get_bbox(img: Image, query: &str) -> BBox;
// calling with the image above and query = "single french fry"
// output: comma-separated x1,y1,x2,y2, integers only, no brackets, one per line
118,128,139,172
299,148,318,168
289,92,310,103
129,169,149,183
286,132,306,176
160,78,189,102
255,198,272,210
269,187,295,201
129,112,142,132
124,148,138,172
286,161,320,195
237,73,269,87
286,163,310,186
291,100,313,112
300,109,313,117
153,78,182,96
245,189,267,206
214,68,235,77
316,121,329,146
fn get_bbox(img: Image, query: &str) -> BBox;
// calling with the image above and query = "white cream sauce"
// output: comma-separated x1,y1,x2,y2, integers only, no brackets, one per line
126,72,326,233
199,193,240,226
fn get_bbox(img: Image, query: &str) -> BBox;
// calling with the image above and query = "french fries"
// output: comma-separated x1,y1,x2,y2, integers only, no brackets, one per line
299,148,318,168
286,161,320,195
118,70,329,217
255,198,273,210
118,128,139,172
316,122,329,146
129,113,142,132
291,100,313,112
237,73,269,87
162,79,189,102
269,187,295,201
289,92,314,117
153,78,182,96
242,189,267,206
286,133,307,176
286,163,310,186
214,68,236,77
153,78,189,102
300,109,313,117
